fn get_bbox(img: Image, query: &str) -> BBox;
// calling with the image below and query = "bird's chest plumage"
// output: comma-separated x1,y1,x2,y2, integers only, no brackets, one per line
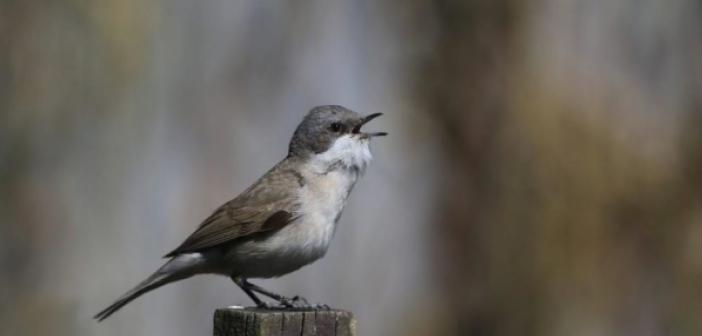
295,169,358,251
226,170,358,278
224,136,371,278
288,135,371,257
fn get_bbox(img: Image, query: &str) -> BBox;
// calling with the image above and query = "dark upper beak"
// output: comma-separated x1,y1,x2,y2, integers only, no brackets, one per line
353,113,388,137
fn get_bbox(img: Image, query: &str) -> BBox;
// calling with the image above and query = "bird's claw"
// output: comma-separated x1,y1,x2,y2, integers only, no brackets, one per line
253,296,329,311
273,295,330,310
313,303,331,310
256,301,275,309
279,295,310,308
290,295,310,306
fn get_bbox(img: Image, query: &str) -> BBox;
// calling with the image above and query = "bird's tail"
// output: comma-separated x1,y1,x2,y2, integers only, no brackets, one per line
94,254,204,321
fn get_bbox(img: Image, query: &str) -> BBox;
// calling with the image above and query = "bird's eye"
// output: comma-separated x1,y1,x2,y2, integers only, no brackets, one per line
330,122,343,132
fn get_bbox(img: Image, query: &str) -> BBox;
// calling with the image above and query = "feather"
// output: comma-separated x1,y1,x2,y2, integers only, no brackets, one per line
164,160,302,257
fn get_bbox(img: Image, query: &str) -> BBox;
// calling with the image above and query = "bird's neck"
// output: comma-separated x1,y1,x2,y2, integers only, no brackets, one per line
306,135,373,175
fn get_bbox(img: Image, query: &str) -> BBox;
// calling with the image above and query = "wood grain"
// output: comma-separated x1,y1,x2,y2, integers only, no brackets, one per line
214,308,356,336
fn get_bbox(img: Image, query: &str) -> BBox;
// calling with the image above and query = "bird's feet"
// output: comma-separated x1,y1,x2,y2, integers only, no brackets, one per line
255,301,278,309
256,296,330,310
313,303,331,310
280,295,310,308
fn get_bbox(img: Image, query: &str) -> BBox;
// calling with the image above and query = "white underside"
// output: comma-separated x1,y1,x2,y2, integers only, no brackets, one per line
219,134,373,278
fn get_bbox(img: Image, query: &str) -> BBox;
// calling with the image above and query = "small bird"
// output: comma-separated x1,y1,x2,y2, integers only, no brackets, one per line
94,105,386,321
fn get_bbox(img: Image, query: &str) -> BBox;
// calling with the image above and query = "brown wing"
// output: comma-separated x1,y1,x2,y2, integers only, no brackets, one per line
164,162,303,257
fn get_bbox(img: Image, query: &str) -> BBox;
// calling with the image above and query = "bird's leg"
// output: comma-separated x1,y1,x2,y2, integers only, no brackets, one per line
242,280,286,301
242,279,310,308
231,276,269,308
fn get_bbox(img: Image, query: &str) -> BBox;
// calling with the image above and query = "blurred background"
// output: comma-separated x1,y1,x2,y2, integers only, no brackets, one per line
2,0,701,335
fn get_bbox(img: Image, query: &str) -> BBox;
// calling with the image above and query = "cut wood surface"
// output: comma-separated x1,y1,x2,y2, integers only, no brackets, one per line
213,308,356,336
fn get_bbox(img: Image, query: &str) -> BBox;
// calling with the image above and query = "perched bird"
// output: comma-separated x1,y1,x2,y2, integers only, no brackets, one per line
94,105,386,321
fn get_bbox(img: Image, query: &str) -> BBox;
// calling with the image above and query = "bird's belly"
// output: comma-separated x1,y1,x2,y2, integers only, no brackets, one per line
220,170,357,278
221,215,338,278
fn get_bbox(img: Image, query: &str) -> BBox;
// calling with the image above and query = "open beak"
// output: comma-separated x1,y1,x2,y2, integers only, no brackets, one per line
353,113,388,137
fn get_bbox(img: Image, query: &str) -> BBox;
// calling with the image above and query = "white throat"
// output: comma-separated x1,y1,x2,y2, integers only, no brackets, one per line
278,134,373,263
309,134,373,175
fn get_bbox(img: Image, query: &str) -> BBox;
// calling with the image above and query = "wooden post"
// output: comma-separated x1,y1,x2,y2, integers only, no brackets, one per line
213,308,356,336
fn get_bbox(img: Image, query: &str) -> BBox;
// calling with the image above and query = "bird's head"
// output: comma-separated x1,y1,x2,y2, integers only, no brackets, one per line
289,105,386,171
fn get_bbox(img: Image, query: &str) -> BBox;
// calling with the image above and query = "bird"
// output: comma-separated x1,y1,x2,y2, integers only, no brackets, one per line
94,105,387,321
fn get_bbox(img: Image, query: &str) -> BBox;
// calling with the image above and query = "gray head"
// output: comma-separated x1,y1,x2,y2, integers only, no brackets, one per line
288,105,386,158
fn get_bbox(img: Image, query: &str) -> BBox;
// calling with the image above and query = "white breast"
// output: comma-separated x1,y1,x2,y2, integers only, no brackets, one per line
295,169,357,252
222,135,373,278
291,134,373,256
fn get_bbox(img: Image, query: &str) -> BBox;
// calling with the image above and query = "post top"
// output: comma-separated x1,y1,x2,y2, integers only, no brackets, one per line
214,307,356,336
